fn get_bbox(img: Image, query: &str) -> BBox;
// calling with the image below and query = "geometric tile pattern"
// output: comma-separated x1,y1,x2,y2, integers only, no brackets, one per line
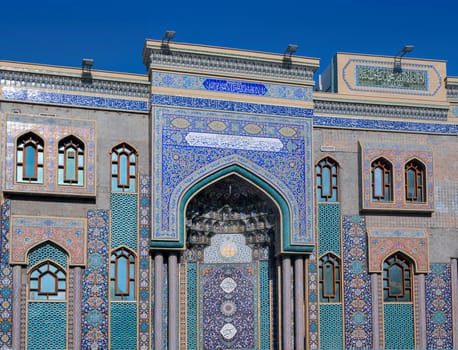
0,200,12,348
187,262,198,350
360,142,434,211
153,106,314,248
367,228,428,273
318,203,341,256
259,261,271,350
426,263,453,349
138,175,151,350
383,303,414,349
1,87,148,112
110,193,138,250
4,114,96,195
27,302,67,350
110,302,138,350
82,210,109,350
28,241,68,268
199,263,257,350
313,115,458,135
319,304,343,350
343,216,373,349
307,252,319,350
10,216,86,265
151,72,313,101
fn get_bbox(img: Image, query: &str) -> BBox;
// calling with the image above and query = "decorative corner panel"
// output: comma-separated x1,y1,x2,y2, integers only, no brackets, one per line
4,114,96,196
360,142,434,211
367,228,428,273
10,216,87,266
151,105,315,252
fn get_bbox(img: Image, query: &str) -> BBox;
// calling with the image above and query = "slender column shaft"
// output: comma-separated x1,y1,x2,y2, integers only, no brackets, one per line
294,257,305,350
12,265,22,350
168,254,178,349
73,267,82,350
371,273,380,349
282,256,293,350
154,254,164,350
416,273,427,349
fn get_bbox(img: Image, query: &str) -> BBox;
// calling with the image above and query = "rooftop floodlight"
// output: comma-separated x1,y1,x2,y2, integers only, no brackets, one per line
394,45,414,70
81,58,94,84
285,44,299,56
163,30,176,43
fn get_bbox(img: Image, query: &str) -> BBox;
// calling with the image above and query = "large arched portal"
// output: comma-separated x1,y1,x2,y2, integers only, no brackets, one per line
184,174,280,349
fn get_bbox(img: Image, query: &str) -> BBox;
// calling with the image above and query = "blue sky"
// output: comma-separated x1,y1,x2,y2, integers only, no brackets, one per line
2,0,458,77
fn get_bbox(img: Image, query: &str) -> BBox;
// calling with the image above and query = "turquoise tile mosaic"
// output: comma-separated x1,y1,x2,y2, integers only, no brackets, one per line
28,241,68,268
111,193,138,250
318,203,341,256
319,304,343,349
187,262,197,350
110,302,138,349
426,263,453,349
27,302,67,350
384,303,414,349
0,200,12,348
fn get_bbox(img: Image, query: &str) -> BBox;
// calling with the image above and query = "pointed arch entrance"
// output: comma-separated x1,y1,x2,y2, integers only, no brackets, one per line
183,173,280,349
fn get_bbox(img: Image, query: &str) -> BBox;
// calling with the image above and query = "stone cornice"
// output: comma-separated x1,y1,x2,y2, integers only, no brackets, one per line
143,42,318,84
314,99,449,121
0,69,150,98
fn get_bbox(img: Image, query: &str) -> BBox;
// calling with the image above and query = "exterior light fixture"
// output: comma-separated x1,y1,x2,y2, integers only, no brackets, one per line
162,31,176,43
394,45,414,70
285,44,299,56
81,58,94,84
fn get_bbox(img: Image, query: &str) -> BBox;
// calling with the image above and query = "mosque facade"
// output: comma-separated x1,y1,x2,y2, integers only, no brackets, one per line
0,39,457,350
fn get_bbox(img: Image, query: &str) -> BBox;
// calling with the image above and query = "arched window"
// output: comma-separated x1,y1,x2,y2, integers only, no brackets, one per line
405,159,426,202
111,143,137,192
110,248,135,300
58,136,85,185
316,157,338,202
383,252,413,302
371,158,392,201
29,261,66,300
319,253,341,302
16,132,44,183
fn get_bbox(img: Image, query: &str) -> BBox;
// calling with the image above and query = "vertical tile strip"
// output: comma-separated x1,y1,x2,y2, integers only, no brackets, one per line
0,200,12,348
342,216,373,349
82,210,109,350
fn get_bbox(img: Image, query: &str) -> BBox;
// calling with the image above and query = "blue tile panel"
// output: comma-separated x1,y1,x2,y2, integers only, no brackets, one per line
319,304,343,350
27,302,67,350
110,193,138,250
0,200,12,348
259,261,271,350
152,72,313,101
152,94,314,118
1,87,148,111
307,252,319,350
199,263,258,349
82,210,109,350
343,216,373,349
28,242,68,268
152,107,314,248
426,263,453,349
187,262,197,350
318,203,341,256
383,304,414,349
138,175,151,350
110,302,138,350
453,106,458,117
314,115,458,135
